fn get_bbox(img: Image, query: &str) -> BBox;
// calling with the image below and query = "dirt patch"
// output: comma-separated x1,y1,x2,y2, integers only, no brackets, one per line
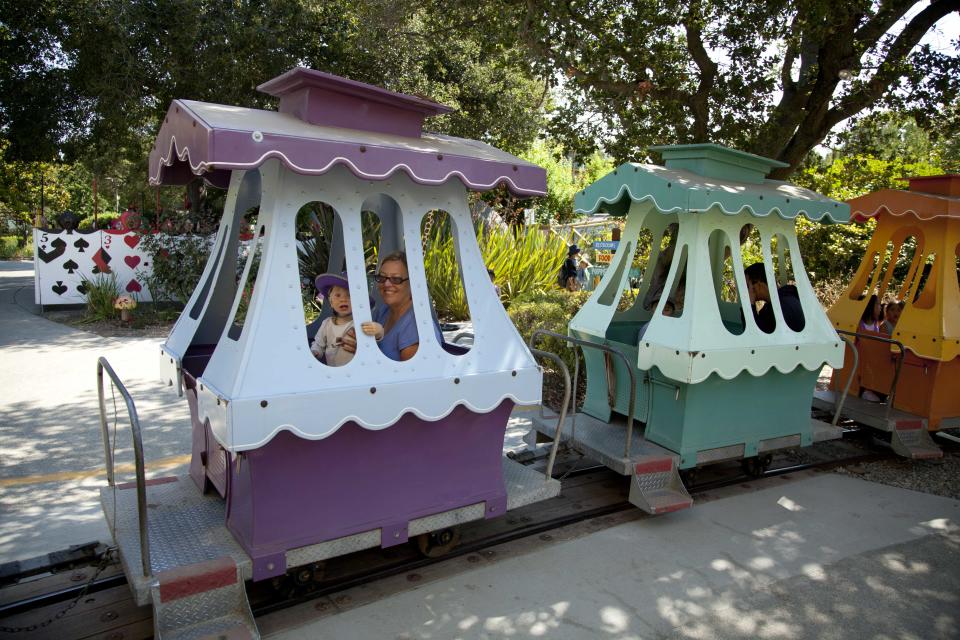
42,308,178,339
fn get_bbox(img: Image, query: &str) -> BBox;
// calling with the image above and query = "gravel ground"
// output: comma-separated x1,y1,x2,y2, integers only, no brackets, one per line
832,440,960,500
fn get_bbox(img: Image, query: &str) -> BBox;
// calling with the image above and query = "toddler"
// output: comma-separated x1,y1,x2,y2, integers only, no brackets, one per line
310,273,382,366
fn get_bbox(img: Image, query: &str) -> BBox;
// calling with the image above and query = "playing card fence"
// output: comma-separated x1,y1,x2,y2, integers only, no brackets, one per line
33,229,226,307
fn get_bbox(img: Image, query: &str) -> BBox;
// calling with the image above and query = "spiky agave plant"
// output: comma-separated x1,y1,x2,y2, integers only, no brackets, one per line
421,216,567,321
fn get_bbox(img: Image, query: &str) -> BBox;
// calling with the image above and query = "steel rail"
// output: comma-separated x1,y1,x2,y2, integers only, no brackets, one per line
97,357,151,578
528,329,644,457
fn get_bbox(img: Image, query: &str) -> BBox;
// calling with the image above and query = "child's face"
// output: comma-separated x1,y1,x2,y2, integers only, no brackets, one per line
328,285,352,316
885,304,901,325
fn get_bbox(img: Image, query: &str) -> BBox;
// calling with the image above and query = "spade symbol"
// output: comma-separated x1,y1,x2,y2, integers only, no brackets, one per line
63,259,79,274
77,282,88,295
38,237,67,264
73,238,90,253
52,281,68,295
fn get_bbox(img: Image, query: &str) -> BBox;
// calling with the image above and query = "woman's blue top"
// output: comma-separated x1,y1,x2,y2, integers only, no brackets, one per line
373,304,443,361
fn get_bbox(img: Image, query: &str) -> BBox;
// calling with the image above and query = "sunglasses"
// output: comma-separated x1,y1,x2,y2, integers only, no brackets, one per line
374,274,410,285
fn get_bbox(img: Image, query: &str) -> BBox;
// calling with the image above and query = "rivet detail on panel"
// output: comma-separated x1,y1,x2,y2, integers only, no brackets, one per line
260,400,268,408
252,131,264,142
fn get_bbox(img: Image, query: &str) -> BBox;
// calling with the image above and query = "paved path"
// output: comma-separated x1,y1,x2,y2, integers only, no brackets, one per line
262,473,960,639
0,260,191,563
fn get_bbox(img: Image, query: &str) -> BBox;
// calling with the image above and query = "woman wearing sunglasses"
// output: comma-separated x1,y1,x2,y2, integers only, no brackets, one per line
342,251,443,361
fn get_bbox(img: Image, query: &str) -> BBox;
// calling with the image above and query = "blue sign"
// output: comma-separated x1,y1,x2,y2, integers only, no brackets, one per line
593,240,620,250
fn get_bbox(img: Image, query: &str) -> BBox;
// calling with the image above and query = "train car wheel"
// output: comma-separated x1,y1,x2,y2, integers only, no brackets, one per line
679,467,698,487
741,454,773,478
416,526,462,558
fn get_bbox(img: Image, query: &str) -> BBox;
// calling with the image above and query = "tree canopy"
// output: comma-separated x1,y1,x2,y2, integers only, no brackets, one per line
0,0,547,200
450,0,959,177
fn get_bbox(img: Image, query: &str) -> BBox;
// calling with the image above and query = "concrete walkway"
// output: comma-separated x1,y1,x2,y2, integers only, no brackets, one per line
262,473,960,639
0,260,191,563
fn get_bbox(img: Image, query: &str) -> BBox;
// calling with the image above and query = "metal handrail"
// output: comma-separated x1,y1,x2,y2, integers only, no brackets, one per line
830,335,859,427
836,329,907,421
97,357,151,578
451,331,475,346
529,329,644,457
528,348,571,479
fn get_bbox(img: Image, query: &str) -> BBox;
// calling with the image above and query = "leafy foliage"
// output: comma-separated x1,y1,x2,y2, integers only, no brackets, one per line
137,232,212,305
421,217,568,320
439,0,960,177
0,236,32,260
80,273,122,321
519,140,615,224
507,289,592,372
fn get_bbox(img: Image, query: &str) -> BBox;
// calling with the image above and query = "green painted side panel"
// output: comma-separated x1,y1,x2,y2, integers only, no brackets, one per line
576,329,817,470
648,369,817,469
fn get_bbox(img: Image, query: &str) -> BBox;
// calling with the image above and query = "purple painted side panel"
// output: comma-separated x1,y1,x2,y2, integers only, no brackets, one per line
226,402,513,580
280,87,427,138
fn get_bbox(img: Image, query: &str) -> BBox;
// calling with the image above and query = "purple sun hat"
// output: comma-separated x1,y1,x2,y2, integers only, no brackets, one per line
314,272,375,308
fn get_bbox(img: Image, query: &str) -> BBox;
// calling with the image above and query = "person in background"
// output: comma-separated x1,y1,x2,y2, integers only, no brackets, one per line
858,294,882,333
488,268,501,298
576,258,590,291
744,262,805,333
880,297,904,335
560,244,580,291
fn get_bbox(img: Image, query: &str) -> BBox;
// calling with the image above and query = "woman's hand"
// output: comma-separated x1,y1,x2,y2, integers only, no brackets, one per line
361,321,384,340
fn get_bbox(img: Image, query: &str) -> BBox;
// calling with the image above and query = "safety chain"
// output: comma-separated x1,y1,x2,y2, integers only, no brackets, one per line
0,546,117,634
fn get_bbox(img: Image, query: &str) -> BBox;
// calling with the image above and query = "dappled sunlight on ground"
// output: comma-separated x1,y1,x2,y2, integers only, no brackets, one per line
265,478,959,639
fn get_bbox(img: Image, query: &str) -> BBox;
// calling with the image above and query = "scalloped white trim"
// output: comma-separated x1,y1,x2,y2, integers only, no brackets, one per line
206,392,538,453
636,345,844,385
851,205,958,221
150,133,547,196
574,181,847,223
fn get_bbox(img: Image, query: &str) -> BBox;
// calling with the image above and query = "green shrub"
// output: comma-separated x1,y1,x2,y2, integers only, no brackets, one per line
138,233,212,305
81,273,122,321
0,236,33,260
507,289,591,371
78,213,120,231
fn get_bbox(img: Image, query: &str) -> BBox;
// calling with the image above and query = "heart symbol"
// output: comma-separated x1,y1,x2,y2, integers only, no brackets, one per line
126,279,142,293
124,234,140,248
124,255,141,268
52,281,68,295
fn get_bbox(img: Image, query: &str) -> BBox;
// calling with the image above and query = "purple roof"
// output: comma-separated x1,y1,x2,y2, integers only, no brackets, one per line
148,67,546,196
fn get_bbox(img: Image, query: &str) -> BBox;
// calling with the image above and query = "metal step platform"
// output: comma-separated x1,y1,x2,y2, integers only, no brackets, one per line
102,457,559,608
527,411,678,477
810,418,844,443
890,420,943,460
812,390,941,459
152,557,258,639
628,457,693,515
526,411,692,515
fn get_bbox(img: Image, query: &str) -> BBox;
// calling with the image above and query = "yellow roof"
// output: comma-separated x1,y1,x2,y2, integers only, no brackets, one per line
828,176,960,361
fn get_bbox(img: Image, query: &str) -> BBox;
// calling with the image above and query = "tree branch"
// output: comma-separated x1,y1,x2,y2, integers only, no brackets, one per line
830,0,960,125
683,7,718,142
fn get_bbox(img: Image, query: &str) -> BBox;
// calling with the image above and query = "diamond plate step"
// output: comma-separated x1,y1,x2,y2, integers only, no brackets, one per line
152,557,259,640
628,457,693,515
890,420,942,460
